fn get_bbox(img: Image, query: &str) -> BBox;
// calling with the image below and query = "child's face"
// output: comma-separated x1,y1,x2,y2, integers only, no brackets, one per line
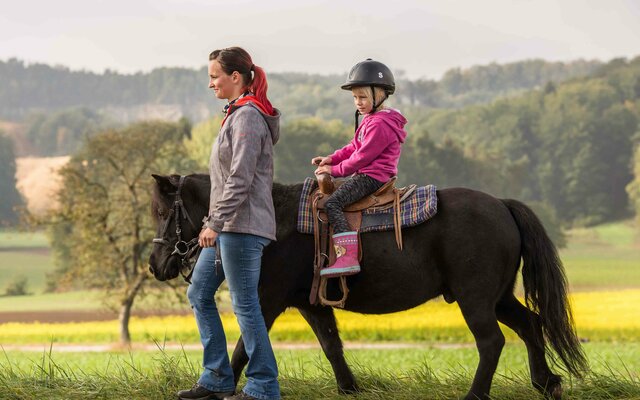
352,89,373,115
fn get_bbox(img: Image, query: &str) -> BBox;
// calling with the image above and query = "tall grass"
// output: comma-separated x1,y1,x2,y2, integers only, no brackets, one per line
1,344,639,399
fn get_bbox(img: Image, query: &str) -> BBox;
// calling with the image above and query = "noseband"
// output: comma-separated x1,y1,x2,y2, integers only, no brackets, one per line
152,175,200,283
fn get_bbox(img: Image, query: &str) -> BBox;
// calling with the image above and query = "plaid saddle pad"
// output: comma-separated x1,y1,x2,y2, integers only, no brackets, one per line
297,177,438,234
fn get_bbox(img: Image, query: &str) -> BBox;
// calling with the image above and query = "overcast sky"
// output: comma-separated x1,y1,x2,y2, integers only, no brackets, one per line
1,0,639,79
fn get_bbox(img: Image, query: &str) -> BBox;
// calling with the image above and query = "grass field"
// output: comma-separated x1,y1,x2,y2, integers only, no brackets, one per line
0,230,52,295
560,220,640,291
0,222,639,398
0,230,49,248
1,343,639,399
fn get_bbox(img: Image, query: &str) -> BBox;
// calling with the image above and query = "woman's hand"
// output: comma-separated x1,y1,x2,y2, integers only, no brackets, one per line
314,165,332,175
198,227,218,248
311,156,332,166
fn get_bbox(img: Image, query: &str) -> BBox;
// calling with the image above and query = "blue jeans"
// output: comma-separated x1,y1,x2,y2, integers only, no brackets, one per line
187,232,279,400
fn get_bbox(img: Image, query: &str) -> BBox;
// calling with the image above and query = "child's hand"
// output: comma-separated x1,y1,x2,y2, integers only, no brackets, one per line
314,165,332,175
311,156,332,166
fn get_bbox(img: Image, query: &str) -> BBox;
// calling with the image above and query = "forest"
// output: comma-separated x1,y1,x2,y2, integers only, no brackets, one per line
1,56,639,227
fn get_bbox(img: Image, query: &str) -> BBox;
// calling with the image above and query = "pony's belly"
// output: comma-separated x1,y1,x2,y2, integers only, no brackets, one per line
323,271,443,314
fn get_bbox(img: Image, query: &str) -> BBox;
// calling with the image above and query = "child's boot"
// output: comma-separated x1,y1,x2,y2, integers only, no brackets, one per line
320,231,361,277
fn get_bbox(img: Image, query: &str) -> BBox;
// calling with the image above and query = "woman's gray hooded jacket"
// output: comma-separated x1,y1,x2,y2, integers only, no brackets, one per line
203,102,280,241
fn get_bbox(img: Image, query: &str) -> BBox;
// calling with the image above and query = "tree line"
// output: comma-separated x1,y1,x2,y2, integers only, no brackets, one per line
405,57,640,226
1,57,601,122
182,57,640,228
2,56,639,228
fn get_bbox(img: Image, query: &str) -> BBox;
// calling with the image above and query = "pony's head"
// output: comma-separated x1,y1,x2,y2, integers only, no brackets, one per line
149,174,209,281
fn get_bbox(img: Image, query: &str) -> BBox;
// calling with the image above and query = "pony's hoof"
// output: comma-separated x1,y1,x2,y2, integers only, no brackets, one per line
550,383,563,400
338,383,360,395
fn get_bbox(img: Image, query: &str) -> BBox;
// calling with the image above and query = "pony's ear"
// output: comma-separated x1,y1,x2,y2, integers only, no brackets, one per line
151,174,176,193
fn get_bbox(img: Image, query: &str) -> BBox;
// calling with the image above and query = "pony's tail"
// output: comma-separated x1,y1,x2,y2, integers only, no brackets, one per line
502,199,588,377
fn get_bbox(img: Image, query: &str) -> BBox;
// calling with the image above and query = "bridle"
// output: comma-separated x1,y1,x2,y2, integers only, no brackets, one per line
152,175,201,283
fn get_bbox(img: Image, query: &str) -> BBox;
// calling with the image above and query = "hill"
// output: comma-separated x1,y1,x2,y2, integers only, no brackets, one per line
0,57,602,124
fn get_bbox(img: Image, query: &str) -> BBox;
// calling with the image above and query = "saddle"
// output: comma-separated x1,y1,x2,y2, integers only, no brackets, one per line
310,173,415,308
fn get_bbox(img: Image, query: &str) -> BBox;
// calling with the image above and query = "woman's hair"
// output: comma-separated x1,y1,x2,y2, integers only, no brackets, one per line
351,86,387,111
209,47,273,113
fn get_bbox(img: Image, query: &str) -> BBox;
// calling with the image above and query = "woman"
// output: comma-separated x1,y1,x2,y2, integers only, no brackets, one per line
177,47,280,400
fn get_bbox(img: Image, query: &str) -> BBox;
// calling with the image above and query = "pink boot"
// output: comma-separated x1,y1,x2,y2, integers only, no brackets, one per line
320,231,361,278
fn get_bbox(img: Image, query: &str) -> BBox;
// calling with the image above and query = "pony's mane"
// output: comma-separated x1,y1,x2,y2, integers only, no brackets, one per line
151,173,305,220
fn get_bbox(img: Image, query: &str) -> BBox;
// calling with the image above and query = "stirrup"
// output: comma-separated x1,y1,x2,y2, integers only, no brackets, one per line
318,276,349,308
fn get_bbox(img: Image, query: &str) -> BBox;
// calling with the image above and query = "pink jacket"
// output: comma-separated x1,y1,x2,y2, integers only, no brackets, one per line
330,108,407,182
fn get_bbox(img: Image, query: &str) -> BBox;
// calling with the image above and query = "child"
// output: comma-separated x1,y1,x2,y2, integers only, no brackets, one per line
312,59,407,278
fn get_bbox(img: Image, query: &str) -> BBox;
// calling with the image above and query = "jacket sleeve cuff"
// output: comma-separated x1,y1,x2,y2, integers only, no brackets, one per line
202,216,223,233
331,164,342,177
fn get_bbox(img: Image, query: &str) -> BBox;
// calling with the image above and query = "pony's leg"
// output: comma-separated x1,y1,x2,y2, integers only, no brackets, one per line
496,294,563,399
229,303,285,387
230,336,247,387
298,305,358,394
457,300,505,400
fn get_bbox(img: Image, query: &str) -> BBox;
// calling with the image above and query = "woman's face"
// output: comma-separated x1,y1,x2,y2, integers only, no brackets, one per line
352,88,373,115
208,60,242,101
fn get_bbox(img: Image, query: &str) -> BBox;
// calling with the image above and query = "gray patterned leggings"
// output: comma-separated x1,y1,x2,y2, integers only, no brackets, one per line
325,173,385,234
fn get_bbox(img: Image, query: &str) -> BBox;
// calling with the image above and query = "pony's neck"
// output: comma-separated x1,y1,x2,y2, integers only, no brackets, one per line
185,174,211,223
185,175,303,238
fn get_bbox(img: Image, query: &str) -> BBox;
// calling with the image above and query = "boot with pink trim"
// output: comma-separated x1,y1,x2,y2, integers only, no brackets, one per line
320,231,361,278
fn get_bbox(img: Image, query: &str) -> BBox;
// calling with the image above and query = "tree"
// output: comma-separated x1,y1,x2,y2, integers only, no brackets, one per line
274,118,351,183
627,138,640,226
25,107,113,156
48,121,197,344
183,116,223,170
0,133,23,226
4,274,30,296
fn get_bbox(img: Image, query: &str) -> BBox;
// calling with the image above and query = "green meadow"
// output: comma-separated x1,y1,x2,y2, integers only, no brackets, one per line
0,222,638,399
1,343,639,399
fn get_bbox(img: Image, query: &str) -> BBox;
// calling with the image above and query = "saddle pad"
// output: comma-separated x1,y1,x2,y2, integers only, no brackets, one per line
297,177,438,234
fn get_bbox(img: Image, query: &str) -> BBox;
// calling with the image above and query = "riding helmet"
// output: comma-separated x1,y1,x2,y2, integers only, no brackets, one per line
341,58,395,95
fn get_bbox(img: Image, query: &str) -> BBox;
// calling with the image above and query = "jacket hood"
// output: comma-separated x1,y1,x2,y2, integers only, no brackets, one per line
246,102,280,145
368,108,407,143
225,96,280,145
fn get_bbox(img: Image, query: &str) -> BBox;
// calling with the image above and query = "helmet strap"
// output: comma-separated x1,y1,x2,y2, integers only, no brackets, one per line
370,85,390,114
354,109,360,132
370,85,377,113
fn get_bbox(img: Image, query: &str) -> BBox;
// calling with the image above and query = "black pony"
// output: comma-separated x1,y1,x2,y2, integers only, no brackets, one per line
149,174,587,400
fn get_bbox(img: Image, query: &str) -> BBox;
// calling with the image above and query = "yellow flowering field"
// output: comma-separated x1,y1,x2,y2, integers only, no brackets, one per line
1,290,638,345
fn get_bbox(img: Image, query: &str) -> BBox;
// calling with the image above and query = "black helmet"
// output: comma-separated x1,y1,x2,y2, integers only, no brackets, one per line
341,58,395,95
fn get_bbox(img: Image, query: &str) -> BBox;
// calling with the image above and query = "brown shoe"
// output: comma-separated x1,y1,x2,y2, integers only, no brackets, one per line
177,383,234,400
